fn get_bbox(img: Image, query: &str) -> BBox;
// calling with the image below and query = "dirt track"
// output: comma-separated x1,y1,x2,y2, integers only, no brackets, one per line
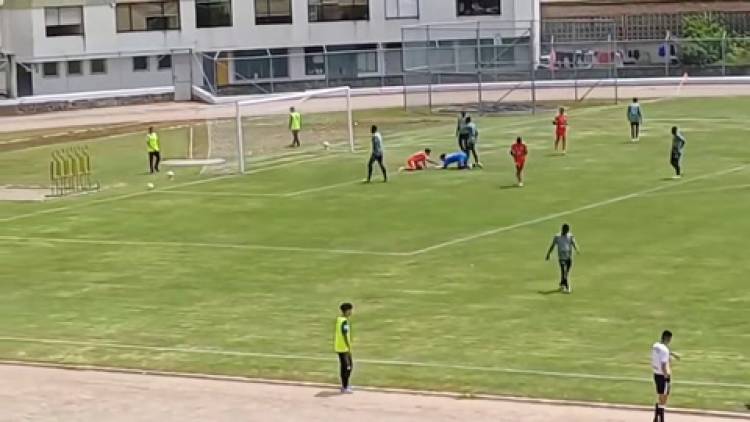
2,83,750,134
1,364,746,422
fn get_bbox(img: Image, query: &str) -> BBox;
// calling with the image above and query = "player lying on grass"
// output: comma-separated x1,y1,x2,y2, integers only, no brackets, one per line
399,148,439,172
510,136,528,187
440,151,470,170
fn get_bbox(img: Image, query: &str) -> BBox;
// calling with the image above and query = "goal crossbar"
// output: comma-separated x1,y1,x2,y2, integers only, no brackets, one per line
235,86,355,173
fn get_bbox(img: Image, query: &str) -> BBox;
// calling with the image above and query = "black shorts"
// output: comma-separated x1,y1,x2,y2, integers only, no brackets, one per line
458,134,469,149
654,374,671,395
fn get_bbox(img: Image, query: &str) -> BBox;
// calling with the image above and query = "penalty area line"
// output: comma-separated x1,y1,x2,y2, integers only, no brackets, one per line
0,336,748,390
409,165,747,256
0,235,407,257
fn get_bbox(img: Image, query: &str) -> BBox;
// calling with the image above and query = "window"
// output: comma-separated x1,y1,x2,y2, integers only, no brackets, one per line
357,51,377,73
304,46,325,75
67,61,83,76
233,49,289,80
385,0,417,19
45,6,84,36
116,1,180,32
196,0,232,27
90,59,107,74
255,0,292,24
158,55,172,70
42,62,59,77
309,0,368,22
133,56,149,71
456,0,500,16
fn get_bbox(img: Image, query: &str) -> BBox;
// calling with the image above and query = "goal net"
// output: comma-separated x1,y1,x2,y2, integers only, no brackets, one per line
184,86,355,175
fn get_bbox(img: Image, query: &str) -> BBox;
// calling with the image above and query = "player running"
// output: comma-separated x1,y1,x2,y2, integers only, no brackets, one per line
365,125,387,183
464,117,482,168
627,98,644,142
553,107,568,154
510,136,528,187
399,148,438,172
670,126,686,179
440,151,469,170
545,223,580,293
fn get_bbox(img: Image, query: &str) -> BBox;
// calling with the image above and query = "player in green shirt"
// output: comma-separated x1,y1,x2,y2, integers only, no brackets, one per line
627,98,644,142
334,302,354,393
146,126,160,173
289,106,302,148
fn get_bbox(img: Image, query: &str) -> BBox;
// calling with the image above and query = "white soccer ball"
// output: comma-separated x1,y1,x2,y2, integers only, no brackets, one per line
323,141,330,150
354,121,359,126
167,170,175,179
146,182,155,190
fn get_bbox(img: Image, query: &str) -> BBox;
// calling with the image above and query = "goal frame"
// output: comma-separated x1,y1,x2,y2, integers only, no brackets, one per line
234,86,355,174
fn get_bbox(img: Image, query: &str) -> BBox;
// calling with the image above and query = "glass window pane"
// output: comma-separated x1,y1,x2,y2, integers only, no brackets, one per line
116,5,131,31
60,7,82,25
45,8,60,25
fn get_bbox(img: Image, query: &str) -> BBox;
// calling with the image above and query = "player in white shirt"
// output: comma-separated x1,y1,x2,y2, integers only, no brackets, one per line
651,330,680,422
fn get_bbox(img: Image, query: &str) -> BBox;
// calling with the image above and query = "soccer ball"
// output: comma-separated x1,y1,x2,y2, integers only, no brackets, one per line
146,182,155,190
323,141,330,150
167,170,175,179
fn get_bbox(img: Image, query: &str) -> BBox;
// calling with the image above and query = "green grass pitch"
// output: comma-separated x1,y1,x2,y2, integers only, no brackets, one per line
0,97,748,412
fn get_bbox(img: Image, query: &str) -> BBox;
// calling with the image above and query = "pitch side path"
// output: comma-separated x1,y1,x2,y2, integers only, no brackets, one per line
1,364,746,422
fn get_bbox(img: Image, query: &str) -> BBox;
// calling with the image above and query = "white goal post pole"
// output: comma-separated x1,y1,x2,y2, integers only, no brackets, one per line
235,101,246,174
346,88,355,153
188,125,194,159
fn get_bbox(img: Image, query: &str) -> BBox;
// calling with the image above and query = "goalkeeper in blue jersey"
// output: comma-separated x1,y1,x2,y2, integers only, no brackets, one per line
440,151,469,170
627,98,644,142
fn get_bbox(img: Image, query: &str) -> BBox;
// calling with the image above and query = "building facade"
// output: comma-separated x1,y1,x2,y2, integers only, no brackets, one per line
0,0,540,97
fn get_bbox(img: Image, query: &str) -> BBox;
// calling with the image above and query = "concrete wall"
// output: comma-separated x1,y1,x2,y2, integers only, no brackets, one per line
13,0,537,58
32,56,174,95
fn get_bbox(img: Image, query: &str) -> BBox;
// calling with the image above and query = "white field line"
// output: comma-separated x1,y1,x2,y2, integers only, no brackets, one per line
0,336,748,390
0,235,408,257
638,183,750,198
165,179,363,199
0,154,338,224
408,165,747,256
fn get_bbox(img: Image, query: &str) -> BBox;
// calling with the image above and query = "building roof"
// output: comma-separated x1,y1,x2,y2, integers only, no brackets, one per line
542,0,750,18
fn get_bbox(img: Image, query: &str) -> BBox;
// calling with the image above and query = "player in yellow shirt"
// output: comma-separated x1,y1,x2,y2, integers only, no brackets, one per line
289,106,302,148
334,302,354,393
146,126,160,173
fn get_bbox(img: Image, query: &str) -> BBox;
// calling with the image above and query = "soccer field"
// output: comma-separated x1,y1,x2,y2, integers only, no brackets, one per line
0,97,748,412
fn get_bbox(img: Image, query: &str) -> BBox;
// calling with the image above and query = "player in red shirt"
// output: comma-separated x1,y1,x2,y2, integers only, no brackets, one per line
399,148,438,171
553,107,568,154
510,136,529,187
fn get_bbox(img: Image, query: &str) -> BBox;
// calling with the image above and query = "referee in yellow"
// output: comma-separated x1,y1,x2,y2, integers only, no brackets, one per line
146,126,161,173
289,106,301,148
334,302,354,394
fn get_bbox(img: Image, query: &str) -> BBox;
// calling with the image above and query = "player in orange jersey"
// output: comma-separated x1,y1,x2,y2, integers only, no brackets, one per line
510,136,529,187
553,107,568,154
399,148,438,171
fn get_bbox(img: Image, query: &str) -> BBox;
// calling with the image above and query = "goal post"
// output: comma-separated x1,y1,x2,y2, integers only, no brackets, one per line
234,86,355,174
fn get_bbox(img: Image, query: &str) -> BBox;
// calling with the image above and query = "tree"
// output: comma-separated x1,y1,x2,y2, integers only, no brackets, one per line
679,14,726,65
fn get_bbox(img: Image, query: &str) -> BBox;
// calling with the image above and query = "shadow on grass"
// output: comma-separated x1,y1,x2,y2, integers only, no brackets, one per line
499,184,520,190
537,289,562,295
315,390,343,398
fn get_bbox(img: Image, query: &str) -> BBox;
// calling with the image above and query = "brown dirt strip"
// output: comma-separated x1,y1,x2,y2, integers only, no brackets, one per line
0,363,747,422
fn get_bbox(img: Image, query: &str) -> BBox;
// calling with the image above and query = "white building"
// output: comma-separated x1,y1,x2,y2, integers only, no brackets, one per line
0,0,540,98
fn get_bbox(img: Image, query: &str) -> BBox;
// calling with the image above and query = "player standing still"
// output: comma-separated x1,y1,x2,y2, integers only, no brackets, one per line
464,117,482,168
146,126,161,174
628,98,644,142
366,125,387,183
289,106,302,148
670,126,686,179
334,303,354,394
510,136,528,187
545,223,580,293
553,107,568,154
652,330,680,422
456,111,469,151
